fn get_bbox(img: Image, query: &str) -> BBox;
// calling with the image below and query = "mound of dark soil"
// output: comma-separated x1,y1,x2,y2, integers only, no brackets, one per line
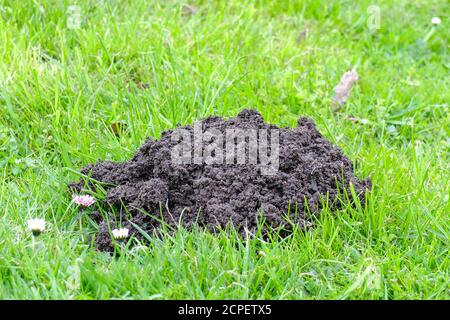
69,109,371,251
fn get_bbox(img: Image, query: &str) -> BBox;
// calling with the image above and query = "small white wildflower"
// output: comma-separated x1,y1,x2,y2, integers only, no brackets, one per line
360,118,369,125
73,194,95,207
387,125,398,135
27,218,45,236
112,228,129,241
431,17,441,25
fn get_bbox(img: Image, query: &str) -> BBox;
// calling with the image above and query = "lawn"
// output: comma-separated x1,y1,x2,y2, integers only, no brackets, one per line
0,0,448,299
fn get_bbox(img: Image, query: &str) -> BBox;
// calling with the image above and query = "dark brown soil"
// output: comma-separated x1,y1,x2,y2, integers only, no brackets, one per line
69,109,371,251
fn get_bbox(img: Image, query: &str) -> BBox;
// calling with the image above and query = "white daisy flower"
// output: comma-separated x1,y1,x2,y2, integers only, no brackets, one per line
27,218,46,236
431,17,441,25
112,228,129,241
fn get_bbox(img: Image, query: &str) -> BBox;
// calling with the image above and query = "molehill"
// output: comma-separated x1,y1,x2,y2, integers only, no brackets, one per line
69,109,371,251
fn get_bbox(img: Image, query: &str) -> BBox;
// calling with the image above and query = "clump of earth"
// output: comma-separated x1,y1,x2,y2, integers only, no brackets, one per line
69,109,371,251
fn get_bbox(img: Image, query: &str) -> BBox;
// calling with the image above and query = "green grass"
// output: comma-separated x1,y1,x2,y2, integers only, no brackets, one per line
0,0,448,299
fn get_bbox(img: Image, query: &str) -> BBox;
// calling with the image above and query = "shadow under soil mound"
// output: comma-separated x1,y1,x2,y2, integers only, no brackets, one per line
69,109,371,251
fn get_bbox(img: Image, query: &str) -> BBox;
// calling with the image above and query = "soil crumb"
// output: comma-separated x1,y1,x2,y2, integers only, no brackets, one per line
69,109,371,251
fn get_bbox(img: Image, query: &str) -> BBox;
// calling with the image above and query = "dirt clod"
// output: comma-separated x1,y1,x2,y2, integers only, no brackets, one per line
69,109,371,251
